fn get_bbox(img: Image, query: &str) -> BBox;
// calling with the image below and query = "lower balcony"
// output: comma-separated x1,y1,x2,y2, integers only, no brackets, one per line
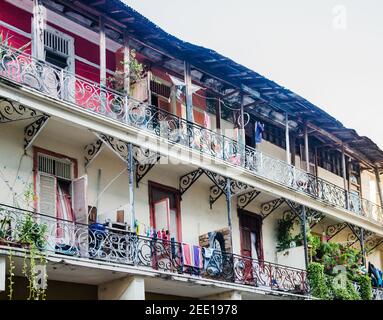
0,204,308,298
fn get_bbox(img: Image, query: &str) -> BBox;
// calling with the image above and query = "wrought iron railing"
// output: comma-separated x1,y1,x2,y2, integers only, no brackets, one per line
0,45,382,225
0,204,308,295
353,281,383,300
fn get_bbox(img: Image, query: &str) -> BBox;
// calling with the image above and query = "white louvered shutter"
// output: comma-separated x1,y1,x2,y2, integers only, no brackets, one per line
38,174,56,217
72,175,88,225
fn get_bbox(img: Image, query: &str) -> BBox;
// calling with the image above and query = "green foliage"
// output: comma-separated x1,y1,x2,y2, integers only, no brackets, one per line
0,30,30,59
307,232,321,256
17,213,47,249
276,219,295,251
358,275,373,300
307,262,330,299
108,49,144,93
331,280,361,300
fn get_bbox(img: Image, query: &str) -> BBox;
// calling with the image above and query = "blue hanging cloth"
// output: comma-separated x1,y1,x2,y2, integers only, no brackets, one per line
255,121,265,144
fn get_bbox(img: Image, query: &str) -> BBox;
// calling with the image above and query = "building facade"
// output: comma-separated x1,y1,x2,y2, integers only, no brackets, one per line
0,0,383,300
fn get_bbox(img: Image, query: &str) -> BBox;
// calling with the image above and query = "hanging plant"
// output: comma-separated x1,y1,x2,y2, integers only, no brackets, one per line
108,49,144,93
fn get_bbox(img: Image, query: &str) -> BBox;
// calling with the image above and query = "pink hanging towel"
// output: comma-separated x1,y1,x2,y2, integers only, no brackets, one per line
203,111,211,130
182,243,192,266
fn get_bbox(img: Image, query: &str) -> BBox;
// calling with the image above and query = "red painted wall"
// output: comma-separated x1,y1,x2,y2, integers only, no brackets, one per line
0,1,208,122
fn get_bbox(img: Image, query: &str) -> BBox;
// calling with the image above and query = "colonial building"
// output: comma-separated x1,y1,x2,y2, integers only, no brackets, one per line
0,0,382,300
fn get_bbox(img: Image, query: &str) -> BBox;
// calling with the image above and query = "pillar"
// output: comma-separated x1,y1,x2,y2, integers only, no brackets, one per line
128,143,135,229
184,61,194,122
304,123,310,172
226,178,233,253
32,0,45,60
341,145,349,209
374,167,383,208
123,30,130,94
98,276,145,300
99,16,106,87
215,98,222,133
360,228,366,266
301,206,309,269
285,113,290,165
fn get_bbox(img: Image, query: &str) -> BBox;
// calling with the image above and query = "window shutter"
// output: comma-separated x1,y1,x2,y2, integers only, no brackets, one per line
72,175,88,225
38,174,56,217
154,198,170,231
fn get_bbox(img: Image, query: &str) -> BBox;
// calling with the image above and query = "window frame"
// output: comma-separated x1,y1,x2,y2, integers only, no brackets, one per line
33,146,78,212
148,181,182,242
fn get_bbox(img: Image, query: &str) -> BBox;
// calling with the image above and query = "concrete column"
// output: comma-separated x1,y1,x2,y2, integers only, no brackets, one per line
203,290,242,300
0,256,5,292
98,276,145,300
32,0,46,60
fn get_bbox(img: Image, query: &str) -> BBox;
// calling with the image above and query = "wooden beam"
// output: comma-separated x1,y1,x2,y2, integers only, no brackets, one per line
307,121,373,168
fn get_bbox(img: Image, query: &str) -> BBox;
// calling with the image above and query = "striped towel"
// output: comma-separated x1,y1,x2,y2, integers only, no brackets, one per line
182,244,203,268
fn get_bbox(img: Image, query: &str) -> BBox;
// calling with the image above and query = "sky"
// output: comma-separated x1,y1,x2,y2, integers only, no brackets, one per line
124,0,383,149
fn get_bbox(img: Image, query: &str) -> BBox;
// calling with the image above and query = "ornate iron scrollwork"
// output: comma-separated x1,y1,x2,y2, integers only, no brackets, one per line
0,98,39,123
24,115,49,150
135,148,161,187
84,139,104,168
237,190,261,210
260,198,286,220
95,133,129,161
210,185,225,209
366,237,383,254
179,169,204,196
326,222,348,240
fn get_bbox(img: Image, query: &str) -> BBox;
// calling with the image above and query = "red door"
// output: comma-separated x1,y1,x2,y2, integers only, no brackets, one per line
238,210,264,284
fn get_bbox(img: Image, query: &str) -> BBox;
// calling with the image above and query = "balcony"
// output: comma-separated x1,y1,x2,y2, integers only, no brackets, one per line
0,45,382,226
0,204,308,296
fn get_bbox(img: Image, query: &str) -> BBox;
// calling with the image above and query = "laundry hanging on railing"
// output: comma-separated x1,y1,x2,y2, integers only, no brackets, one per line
182,243,203,269
255,121,265,144
203,111,211,130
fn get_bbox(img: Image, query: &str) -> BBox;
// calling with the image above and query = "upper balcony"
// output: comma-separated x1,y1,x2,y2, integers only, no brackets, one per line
0,43,383,229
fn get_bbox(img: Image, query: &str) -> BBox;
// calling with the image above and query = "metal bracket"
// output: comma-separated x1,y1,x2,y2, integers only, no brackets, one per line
24,115,49,150
179,168,205,197
284,199,303,221
0,98,40,123
346,226,373,248
94,132,130,162
260,198,286,220
326,222,348,240
367,237,383,255
237,190,261,210
209,185,225,209
84,139,104,168
135,148,161,187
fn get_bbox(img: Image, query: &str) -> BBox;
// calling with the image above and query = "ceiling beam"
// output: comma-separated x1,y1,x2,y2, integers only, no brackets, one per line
307,122,373,168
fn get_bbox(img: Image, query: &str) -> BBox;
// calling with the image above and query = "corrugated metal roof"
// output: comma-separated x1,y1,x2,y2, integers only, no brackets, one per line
80,0,383,167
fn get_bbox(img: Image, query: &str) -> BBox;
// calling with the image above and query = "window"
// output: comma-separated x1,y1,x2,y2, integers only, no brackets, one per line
43,27,75,73
149,182,181,241
34,148,87,225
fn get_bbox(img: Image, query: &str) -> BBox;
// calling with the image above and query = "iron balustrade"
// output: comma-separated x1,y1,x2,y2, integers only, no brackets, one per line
353,281,383,300
0,204,308,295
0,45,382,224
